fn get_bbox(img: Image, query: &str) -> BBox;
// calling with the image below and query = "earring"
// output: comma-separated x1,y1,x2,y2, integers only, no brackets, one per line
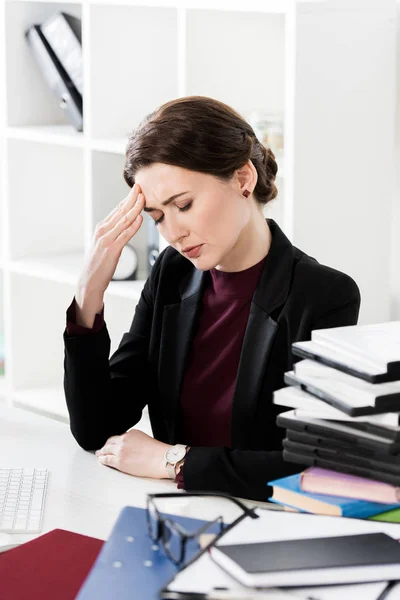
242,189,251,198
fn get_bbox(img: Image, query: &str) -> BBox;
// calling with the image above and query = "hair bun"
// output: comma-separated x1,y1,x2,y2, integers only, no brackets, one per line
261,143,278,179
253,140,278,204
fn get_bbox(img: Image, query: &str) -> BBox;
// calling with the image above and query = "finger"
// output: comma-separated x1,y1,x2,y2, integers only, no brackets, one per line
104,195,145,246
95,436,119,454
97,454,117,468
104,436,120,445
103,184,141,226
112,213,143,250
96,444,116,456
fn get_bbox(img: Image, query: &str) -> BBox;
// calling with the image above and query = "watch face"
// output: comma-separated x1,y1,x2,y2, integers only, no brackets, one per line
166,445,186,464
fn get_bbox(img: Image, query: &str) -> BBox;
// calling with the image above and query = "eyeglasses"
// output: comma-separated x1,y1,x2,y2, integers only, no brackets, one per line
146,491,259,567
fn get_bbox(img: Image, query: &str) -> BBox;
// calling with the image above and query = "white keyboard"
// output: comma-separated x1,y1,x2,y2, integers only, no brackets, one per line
0,468,49,533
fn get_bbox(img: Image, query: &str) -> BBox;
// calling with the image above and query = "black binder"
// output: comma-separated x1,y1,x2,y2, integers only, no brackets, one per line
283,448,400,487
40,12,83,96
25,23,83,131
283,438,400,475
277,410,400,454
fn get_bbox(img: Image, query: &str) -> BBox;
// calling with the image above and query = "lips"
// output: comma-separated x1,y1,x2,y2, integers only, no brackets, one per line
183,244,203,259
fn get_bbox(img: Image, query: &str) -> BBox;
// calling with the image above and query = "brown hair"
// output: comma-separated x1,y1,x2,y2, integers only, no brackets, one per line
123,96,278,206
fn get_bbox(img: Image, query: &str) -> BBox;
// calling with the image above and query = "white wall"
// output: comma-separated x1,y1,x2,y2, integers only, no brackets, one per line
390,2,400,319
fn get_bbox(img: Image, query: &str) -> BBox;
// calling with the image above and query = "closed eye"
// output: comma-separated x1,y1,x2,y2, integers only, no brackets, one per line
154,202,193,226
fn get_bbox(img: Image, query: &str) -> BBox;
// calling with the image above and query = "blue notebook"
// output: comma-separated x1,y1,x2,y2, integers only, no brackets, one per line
268,473,400,518
76,505,220,600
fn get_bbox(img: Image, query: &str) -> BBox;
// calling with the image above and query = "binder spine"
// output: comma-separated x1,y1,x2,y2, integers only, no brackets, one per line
25,24,83,131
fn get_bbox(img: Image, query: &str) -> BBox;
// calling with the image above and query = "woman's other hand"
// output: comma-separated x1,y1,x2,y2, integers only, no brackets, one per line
75,184,145,327
95,429,172,480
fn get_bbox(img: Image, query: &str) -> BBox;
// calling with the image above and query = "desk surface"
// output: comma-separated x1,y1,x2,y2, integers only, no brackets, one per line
0,402,267,545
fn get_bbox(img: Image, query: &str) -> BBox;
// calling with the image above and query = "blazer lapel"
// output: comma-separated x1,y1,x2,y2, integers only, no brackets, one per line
231,220,296,447
159,268,208,442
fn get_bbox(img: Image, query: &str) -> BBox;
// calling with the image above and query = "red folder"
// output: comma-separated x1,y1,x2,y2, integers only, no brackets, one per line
0,528,103,599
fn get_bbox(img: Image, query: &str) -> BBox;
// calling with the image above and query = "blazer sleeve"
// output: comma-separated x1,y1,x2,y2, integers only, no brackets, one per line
182,447,303,501
63,272,156,452
180,272,362,501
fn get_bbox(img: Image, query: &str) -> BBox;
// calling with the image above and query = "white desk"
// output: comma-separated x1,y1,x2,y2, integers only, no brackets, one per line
0,402,265,546
5,402,400,600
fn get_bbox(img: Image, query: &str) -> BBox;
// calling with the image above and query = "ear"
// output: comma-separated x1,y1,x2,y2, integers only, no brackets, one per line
235,160,258,197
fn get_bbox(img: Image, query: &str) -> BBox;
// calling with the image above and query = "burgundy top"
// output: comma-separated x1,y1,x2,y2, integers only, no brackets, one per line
66,257,266,489
178,258,266,448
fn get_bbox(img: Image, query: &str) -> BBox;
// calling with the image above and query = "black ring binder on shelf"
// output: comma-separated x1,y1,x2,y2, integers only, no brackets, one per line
25,19,83,132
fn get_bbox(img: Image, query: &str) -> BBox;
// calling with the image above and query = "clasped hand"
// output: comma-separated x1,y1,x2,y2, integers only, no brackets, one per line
95,429,172,480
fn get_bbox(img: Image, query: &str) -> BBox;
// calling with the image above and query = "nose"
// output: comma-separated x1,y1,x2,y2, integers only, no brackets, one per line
163,213,189,246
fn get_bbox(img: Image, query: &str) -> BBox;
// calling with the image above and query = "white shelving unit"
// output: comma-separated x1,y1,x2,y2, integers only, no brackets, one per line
0,0,397,422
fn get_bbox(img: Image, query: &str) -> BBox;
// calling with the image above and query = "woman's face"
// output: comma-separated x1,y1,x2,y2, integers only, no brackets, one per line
135,162,254,272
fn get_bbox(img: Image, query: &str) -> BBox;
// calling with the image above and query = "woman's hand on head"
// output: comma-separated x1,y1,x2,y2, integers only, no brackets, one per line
77,183,145,300
95,429,173,480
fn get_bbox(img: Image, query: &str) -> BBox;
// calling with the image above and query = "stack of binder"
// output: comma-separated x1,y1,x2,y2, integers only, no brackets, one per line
274,321,400,486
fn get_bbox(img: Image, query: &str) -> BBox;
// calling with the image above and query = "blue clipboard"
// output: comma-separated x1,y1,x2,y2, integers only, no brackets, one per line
76,506,220,600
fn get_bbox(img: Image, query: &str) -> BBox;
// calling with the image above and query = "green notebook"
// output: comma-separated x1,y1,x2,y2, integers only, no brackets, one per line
369,507,400,523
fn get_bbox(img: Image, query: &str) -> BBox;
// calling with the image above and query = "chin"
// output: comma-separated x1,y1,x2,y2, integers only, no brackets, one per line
187,256,219,272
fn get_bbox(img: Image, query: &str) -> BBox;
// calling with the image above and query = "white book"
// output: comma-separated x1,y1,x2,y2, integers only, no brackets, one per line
291,322,400,383
273,386,400,427
284,361,400,416
284,369,400,417
295,359,400,400
292,339,385,378
312,321,400,368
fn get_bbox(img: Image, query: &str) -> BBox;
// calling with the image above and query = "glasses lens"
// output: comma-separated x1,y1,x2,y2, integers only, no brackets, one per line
162,520,183,564
147,499,159,541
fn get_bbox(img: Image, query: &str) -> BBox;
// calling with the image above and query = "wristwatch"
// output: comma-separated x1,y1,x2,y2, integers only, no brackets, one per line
164,444,188,479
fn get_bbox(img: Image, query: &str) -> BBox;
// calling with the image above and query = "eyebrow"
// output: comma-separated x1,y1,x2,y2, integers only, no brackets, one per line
143,191,190,213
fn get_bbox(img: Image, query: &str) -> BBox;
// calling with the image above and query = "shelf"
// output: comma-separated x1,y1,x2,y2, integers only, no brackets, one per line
7,125,85,148
10,251,84,285
88,0,291,13
7,139,85,260
91,137,128,155
9,252,146,301
89,4,178,139
185,10,284,118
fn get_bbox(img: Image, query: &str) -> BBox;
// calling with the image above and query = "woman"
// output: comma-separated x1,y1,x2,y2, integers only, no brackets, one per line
64,96,360,501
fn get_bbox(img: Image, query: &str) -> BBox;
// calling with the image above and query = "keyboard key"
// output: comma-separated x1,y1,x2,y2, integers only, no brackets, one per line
0,468,48,534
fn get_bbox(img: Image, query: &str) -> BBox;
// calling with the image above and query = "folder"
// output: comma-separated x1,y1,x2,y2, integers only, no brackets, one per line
40,12,83,96
25,24,83,131
0,528,103,600
76,505,221,600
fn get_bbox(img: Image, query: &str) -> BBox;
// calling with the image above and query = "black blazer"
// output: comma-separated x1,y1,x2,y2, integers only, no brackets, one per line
64,220,361,501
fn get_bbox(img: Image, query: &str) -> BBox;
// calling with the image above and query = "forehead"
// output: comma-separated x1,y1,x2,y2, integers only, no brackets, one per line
135,164,198,197
134,163,221,207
